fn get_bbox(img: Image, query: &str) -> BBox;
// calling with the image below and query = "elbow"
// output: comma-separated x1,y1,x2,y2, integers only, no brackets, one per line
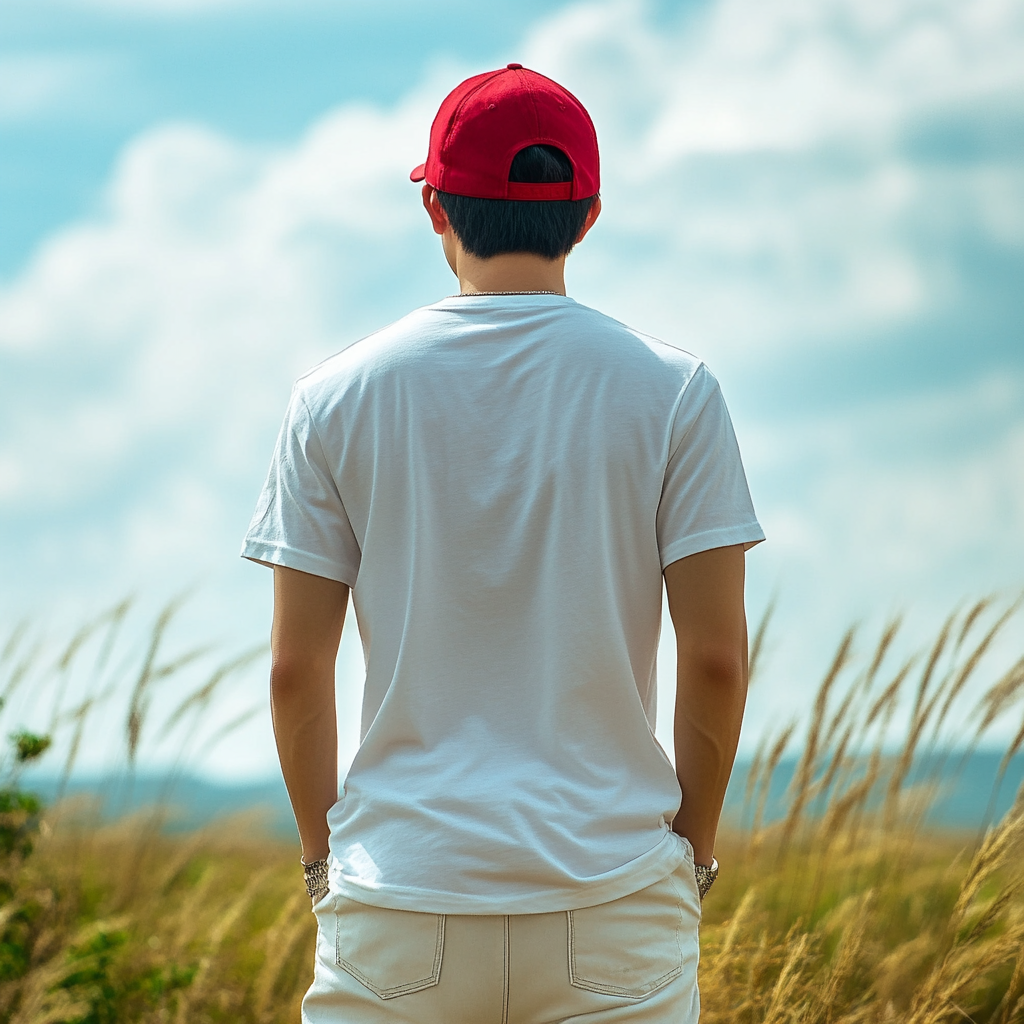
270,652,333,696
678,644,747,691
269,658,300,697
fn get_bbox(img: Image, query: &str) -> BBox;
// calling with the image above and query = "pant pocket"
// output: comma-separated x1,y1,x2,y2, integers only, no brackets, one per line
674,835,704,913
567,872,686,999
333,897,445,1000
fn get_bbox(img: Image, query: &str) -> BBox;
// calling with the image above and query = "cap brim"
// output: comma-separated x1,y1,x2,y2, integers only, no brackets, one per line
410,163,426,182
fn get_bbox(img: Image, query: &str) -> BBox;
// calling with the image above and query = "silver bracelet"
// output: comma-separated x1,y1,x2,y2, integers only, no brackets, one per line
694,858,719,901
302,857,330,901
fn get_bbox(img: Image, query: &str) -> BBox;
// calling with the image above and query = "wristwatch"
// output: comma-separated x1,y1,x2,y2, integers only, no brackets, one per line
694,858,719,901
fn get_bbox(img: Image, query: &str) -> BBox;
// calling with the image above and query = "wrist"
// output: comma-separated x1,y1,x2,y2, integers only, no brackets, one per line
691,845,714,866
671,821,714,866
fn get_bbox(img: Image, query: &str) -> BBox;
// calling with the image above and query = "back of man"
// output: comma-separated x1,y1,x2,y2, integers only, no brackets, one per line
243,64,763,1024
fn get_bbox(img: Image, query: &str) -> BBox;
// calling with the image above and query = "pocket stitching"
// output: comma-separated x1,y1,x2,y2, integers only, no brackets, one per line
566,887,685,999
334,909,446,1000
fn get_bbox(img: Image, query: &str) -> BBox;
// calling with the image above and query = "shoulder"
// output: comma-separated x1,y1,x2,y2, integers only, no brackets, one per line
567,301,707,388
291,304,443,412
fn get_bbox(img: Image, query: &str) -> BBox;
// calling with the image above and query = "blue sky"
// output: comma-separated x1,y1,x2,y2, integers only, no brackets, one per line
1,0,593,273
1,0,1023,778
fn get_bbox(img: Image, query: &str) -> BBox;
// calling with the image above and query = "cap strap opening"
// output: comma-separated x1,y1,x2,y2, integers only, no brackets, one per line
506,181,574,201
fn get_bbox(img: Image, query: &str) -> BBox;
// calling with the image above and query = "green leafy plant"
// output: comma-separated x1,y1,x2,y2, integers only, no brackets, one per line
11,731,52,765
56,930,196,1024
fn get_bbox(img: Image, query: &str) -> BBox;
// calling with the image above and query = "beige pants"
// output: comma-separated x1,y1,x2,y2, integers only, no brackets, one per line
301,860,701,1024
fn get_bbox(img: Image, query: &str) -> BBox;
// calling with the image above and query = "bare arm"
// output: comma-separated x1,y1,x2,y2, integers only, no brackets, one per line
270,565,349,863
664,544,748,866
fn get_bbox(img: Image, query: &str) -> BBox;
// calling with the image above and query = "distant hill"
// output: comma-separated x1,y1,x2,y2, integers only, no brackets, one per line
22,750,1023,840
723,750,1024,831
25,772,296,837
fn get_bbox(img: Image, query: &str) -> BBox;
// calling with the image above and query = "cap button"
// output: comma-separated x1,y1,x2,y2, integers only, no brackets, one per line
506,63,523,70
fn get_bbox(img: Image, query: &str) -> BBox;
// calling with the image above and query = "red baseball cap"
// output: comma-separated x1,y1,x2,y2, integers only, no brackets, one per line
410,64,599,201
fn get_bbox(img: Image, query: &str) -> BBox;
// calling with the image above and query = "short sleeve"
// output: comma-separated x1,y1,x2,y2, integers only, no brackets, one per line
241,389,361,585
657,365,765,569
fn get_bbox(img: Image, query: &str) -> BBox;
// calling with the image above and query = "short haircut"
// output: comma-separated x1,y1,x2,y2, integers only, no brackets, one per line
436,145,597,260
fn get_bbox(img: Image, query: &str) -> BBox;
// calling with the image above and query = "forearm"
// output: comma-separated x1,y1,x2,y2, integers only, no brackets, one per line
269,565,349,866
271,665,338,862
663,544,749,867
671,656,747,865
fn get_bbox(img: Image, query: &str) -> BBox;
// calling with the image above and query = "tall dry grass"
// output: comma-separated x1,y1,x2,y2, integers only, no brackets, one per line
0,596,1021,1022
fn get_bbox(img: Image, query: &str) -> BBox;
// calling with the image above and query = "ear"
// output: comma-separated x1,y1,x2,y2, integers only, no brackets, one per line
422,185,450,236
575,196,602,244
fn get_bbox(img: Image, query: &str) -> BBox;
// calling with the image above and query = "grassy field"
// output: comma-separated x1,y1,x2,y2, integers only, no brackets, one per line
0,596,1022,1023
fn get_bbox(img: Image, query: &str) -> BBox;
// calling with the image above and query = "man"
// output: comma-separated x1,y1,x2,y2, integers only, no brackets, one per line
243,64,763,1024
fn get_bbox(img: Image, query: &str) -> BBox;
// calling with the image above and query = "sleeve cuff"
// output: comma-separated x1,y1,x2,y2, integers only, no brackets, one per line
240,539,358,587
660,523,765,570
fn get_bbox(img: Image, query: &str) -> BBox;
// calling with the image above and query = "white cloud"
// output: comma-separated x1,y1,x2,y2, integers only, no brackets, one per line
730,369,1024,742
0,53,114,122
751,372,1024,579
0,90,443,515
520,0,1024,358
645,0,1024,159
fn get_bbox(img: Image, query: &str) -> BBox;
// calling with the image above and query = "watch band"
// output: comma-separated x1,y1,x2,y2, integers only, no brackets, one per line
694,858,719,901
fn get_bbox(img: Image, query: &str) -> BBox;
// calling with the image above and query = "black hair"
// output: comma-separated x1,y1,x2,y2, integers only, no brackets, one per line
436,145,596,260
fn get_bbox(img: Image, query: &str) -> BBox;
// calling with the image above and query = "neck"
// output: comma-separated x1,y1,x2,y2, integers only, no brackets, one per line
450,245,567,296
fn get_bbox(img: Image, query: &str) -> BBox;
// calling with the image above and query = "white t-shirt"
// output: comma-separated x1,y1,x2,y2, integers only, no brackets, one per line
242,293,764,914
